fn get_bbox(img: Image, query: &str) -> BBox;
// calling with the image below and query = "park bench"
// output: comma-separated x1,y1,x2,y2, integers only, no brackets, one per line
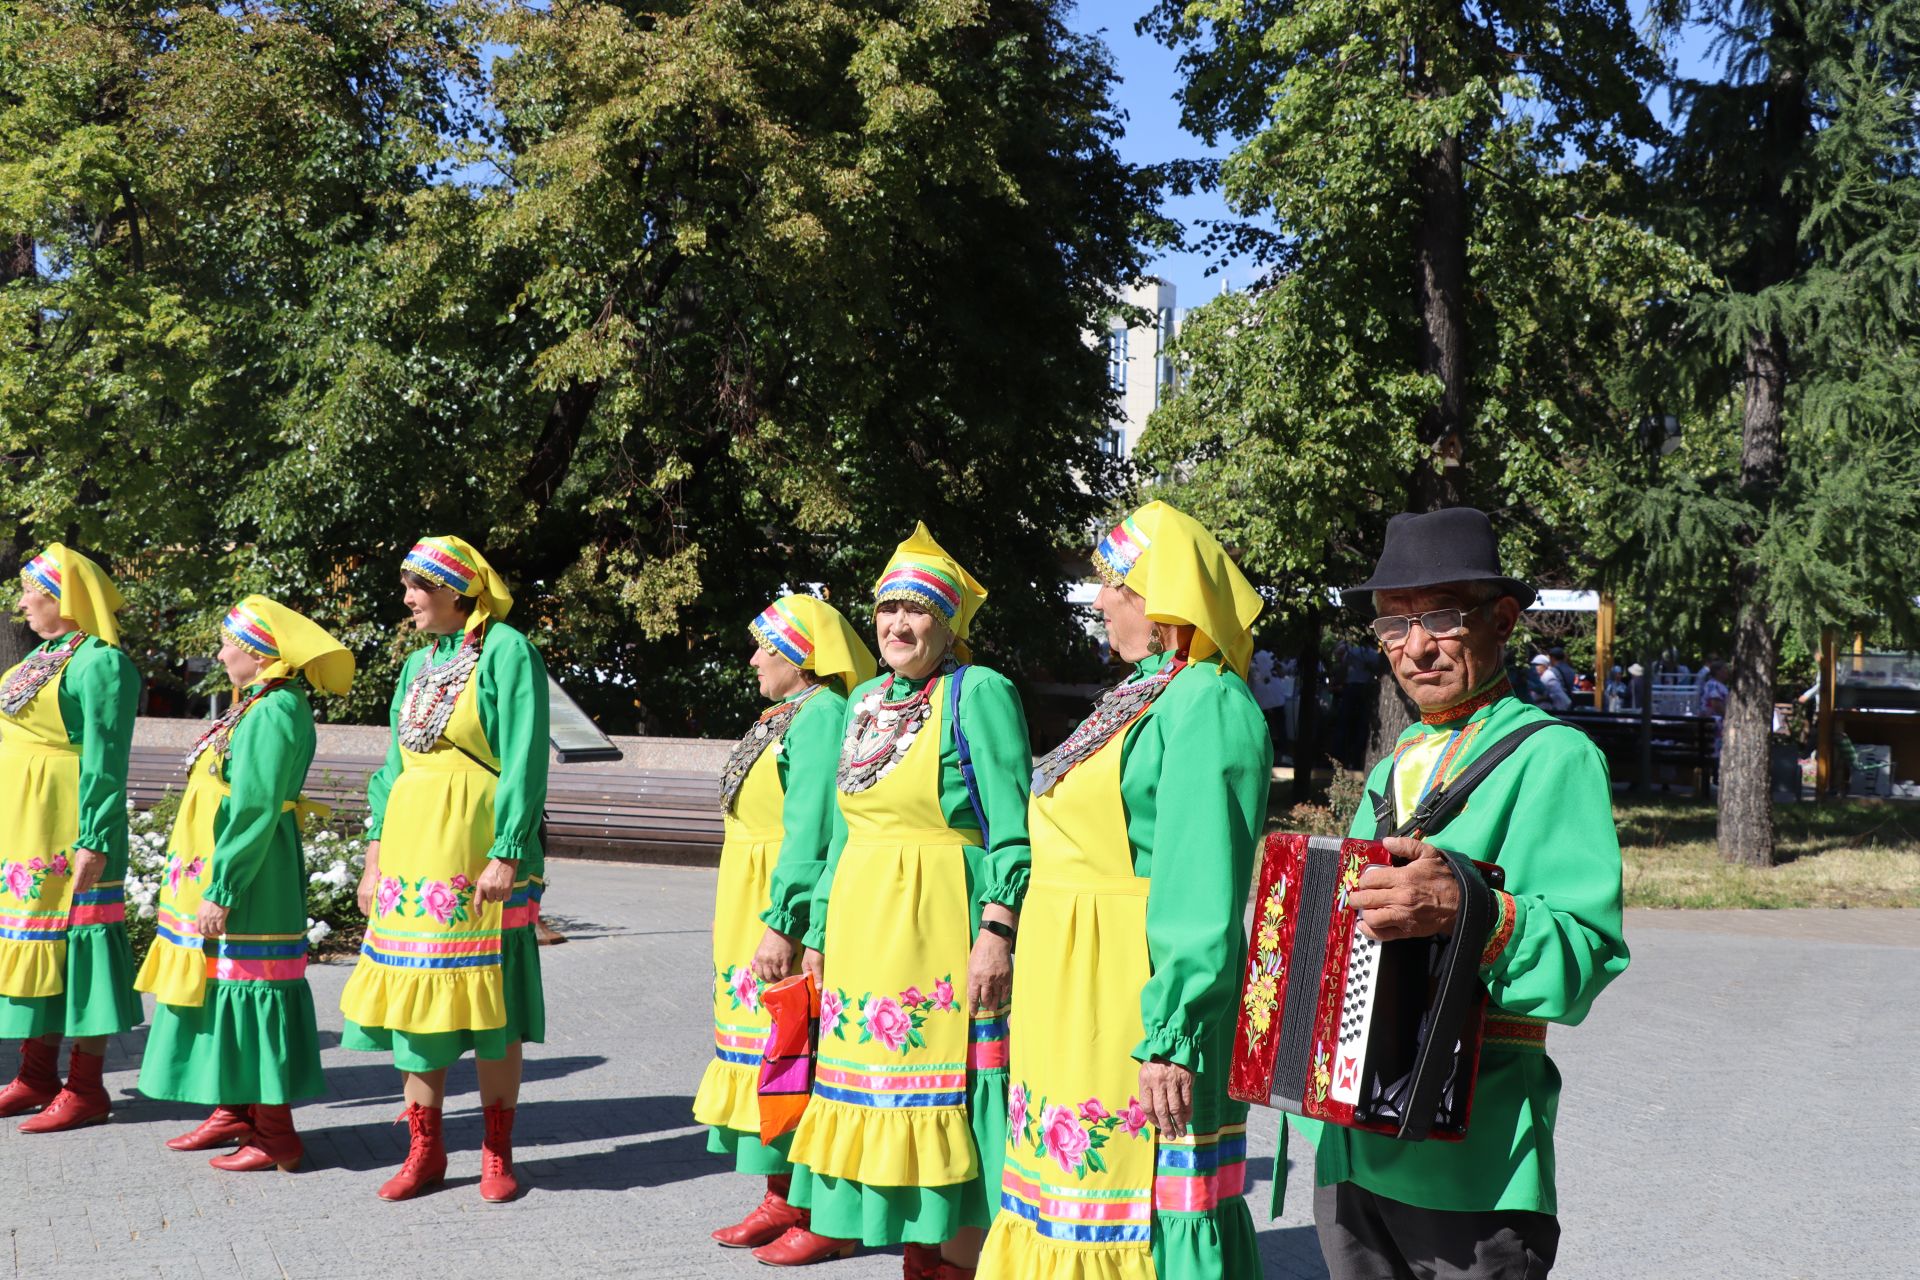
1554,710,1716,792
125,748,725,859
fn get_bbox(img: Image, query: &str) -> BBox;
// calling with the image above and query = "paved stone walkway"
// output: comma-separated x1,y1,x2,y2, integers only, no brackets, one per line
5,864,1913,1278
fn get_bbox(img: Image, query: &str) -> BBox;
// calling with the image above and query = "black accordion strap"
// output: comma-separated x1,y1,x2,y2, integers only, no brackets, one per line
1395,849,1497,1140
1393,719,1564,841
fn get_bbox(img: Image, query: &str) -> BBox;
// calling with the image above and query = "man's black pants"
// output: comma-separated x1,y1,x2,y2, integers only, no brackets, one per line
1315,1182,1560,1280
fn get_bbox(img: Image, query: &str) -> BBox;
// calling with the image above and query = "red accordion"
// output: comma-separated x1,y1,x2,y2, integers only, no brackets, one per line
1228,833,1501,1141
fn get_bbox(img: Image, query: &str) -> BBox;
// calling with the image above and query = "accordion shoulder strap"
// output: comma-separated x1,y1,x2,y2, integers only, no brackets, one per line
1373,718,1567,844
1396,848,1498,1141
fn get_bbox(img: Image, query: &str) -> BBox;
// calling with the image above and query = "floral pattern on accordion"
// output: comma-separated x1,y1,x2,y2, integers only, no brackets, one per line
1240,875,1289,1041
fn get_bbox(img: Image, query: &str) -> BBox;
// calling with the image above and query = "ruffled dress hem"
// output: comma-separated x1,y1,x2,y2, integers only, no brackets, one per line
137,979,325,1105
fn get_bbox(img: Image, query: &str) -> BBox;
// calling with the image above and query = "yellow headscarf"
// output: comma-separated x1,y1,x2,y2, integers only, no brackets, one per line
1091,500,1263,679
221,595,356,696
21,544,125,648
874,523,988,660
403,535,513,628
749,595,878,695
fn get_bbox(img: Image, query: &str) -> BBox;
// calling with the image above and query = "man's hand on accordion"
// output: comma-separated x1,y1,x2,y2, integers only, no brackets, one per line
1348,837,1465,942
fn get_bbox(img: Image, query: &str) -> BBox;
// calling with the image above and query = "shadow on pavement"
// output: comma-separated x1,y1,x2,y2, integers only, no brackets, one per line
307,1052,612,1106
304,1093,698,1173
1257,1225,1331,1279
515,1126,717,1192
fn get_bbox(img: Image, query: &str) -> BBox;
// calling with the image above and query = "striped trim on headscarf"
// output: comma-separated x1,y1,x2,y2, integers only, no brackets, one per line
1091,514,1152,588
21,553,60,599
403,538,480,595
875,565,963,621
221,601,279,659
750,600,814,668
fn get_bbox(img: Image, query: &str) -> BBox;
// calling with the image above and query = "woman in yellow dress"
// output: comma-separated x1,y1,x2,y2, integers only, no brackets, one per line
978,501,1270,1280
135,596,354,1172
768,524,1031,1279
0,545,142,1132
340,536,548,1203
698,595,875,1249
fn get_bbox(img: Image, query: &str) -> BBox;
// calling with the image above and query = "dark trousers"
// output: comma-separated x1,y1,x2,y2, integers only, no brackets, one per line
1314,1182,1560,1280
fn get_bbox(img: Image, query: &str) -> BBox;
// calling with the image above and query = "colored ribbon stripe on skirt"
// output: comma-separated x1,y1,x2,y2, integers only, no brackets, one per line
715,1022,769,1067
1153,1124,1248,1212
813,1055,968,1109
501,879,543,929
68,882,125,925
206,934,307,982
0,907,66,943
359,923,503,970
968,1010,1009,1070
155,906,202,949
1000,1152,1153,1244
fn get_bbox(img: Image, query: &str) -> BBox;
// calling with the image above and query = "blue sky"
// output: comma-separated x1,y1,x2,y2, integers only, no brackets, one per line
1070,4,1725,309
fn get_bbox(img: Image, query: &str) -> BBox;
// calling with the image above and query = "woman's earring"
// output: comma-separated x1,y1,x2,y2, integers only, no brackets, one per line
1147,628,1167,655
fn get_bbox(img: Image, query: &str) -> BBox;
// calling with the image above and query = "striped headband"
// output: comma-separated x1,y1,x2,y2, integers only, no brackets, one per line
875,564,963,621
21,553,60,600
402,538,478,595
1091,514,1152,587
750,601,814,668
222,602,279,659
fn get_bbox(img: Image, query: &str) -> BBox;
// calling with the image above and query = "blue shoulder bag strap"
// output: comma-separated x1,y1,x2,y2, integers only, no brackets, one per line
947,665,989,844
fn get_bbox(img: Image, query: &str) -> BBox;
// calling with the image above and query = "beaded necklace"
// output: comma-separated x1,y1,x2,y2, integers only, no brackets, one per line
720,685,822,812
398,625,485,753
185,679,287,774
1031,653,1188,796
0,632,84,718
837,660,955,794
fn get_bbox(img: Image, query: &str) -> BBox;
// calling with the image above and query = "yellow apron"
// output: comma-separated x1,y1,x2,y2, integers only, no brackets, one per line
789,673,981,1189
981,724,1161,1276
133,729,313,1009
340,660,535,1035
692,743,787,1134
0,656,85,999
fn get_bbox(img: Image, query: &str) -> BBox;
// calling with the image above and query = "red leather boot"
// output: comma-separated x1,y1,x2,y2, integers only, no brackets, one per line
0,1039,60,1117
478,1103,519,1202
210,1104,302,1172
902,1243,944,1279
376,1102,447,1200
713,1173,805,1247
751,1220,857,1266
929,1264,977,1280
168,1106,254,1151
18,1047,110,1133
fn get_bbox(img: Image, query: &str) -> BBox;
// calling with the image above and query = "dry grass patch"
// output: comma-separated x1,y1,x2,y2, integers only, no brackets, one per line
1620,797,1920,908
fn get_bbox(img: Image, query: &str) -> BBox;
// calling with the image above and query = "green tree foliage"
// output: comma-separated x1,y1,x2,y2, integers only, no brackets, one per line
0,1,1154,732
1624,0,1920,864
1134,0,1700,645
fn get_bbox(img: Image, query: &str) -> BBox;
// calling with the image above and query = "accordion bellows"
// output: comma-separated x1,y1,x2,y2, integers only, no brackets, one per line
1229,833,1499,1142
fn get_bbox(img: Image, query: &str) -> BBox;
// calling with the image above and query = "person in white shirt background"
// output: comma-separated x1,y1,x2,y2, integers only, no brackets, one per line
1531,653,1573,711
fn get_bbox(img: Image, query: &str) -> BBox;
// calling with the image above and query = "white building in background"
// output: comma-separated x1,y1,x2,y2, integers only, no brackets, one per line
1099,277,1182,459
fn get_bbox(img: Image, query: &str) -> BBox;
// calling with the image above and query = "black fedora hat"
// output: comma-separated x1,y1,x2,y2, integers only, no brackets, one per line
1348,508,1536,609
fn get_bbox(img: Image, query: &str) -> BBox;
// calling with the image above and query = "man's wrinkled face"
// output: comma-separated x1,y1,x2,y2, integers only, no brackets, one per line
1373,584,1519,711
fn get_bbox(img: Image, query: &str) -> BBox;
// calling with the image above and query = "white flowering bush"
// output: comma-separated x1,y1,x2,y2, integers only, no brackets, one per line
124,794,369,962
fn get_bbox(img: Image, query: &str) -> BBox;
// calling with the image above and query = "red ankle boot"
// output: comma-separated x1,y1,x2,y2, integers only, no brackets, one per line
751,1220,857,1266
376,1102,447,1201
0,1040,60,1117
929,1265,977,1280
18,1047,110,1133
168,1106,254,1151
210,1104,302,1172
479,1103,519,1202
713,1173,805,1247
903,1243,944,1279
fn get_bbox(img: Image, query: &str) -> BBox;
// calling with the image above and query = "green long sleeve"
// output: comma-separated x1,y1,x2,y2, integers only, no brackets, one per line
761,688,848,938
955,666,1034,913
63,638,139,862
205,685,313,908
1124,658,1272,1073
363,649,419,840
474,622,550,864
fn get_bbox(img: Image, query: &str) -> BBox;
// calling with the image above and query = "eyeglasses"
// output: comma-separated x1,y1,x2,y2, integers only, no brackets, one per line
1370,602,1488,646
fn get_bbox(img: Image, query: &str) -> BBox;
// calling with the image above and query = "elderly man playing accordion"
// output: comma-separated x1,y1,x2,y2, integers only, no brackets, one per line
1290,508,1629,1280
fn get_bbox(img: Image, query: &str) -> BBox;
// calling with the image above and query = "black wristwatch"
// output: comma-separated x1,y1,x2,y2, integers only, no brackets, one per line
979,918,1016,944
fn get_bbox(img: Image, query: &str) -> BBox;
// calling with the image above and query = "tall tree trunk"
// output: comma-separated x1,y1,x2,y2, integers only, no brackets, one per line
1368,675,1417,770
1291,614,1323,807
1719,328,1787,865
1410,131,1468,511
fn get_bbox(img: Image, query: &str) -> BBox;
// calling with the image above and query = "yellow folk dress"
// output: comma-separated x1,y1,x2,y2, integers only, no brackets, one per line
789,669,1023,1244
339,637,546,1068
0,638,141,1037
